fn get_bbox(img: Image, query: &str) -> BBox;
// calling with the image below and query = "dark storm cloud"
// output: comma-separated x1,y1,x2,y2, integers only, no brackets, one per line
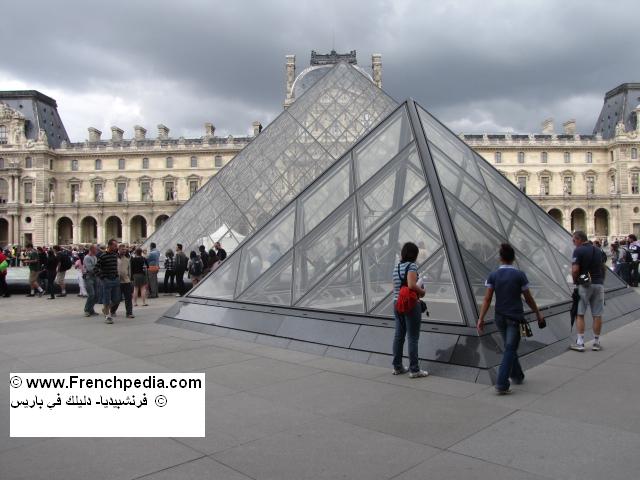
2,0,639,140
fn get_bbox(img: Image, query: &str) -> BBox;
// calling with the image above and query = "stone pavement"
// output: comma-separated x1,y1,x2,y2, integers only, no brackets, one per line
1,293,640,480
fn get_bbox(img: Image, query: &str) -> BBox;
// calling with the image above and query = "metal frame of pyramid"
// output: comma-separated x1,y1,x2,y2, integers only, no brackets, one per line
158,95,640,382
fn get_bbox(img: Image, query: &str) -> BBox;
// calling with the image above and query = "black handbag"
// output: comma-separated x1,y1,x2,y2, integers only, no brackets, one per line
419,300,429,316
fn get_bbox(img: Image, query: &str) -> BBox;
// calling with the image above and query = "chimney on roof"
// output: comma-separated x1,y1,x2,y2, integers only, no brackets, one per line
541,118,554,135
204,122,216,137
372,53,382,89
111,126,124,142
252,121,263,136
134,125,147,140
157,124,169,139
88,127,102,142
563,119,576,135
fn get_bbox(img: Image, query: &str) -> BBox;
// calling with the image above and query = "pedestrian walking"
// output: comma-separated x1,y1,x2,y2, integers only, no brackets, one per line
96,239,120,324
163,249,176,294
75,256,88,297
0,250,9,298
131,248,148,307
45,249,58,299
110,244,134,319
24,243,44,297
83,245,99,316
147,242,160,298
477,243,545,394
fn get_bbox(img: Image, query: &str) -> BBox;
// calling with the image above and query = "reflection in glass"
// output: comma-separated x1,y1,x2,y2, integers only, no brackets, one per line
239,252,293,306
189,251,242,299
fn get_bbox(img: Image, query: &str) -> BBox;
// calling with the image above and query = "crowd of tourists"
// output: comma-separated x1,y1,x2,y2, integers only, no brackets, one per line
0,240,227,324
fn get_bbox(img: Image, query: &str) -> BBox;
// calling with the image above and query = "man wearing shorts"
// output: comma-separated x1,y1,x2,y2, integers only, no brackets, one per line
24,244,44,297
570,230,607,352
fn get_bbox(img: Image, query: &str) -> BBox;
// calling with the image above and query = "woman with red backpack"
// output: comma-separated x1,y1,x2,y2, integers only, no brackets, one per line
392,242,428,378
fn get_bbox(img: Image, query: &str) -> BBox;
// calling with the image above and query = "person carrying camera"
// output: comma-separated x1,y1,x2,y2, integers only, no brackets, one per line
477,243,545,394
570,231,607,352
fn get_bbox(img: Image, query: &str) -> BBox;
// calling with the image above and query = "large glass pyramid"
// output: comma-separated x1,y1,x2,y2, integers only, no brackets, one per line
144,62,397,255
187,99,628,327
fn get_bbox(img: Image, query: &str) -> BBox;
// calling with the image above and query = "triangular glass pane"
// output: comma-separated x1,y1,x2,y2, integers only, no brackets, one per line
296,251,365,313
461,251,494,317
354,106,413,186
358,143,427,238
429,143,504,234
297,155,352,239
238,251,293,306
533,207,575,260
371,292,394,317
188,250,242,300
236,205,295,296
418,106,481,178
362,191,442,311
293,199,359,302
420,249,464,324
514,254,571,308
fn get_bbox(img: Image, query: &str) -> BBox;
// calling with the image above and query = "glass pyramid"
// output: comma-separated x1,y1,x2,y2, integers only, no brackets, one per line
144,62,397,255
187,99,627,328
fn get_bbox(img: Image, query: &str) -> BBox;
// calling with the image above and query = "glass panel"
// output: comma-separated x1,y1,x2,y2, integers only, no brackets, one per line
293,199,359,302
236,205,295,296
362,190,442,311
461,251,493,317
514,254,571,309
188,250,242,300
431,143,503,234
297,155,352,239
419,106,481,178
358,143,426,238
296,251,364,313
354,107,413,186
371,293,394,317
420,249,464,324
533,208,574,259
238,251,293,306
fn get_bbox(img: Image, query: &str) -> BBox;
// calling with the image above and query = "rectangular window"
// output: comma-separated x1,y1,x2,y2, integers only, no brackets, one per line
142,157,149,169
494,151,502,163
166,157,173,168
189,180,198,197
165,181,174,201
564,152,571,163
214,155,223,168
24,182,32,204
71,159,78,171
0,125,7,144
586,176,595,195
541,152,548,163
94,184,103,202
117,182,126,202
517,176,527,193
541,176,550,195
71,184,80,202
141,182,151,201
632,173,639,194
563,177,572,195
118,158,125,170
517,151,524,164
632,148,638,160
25,157,33,168
190,156,198,168
586,151,593,163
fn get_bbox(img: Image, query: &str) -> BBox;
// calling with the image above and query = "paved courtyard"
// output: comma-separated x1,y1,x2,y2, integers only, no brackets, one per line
1,293,640,479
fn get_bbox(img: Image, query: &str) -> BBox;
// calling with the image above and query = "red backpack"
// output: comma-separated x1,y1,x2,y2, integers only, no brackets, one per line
395,263,418,313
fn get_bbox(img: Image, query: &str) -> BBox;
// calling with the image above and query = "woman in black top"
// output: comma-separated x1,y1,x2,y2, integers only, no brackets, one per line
45,249,58,299
130,248,148,306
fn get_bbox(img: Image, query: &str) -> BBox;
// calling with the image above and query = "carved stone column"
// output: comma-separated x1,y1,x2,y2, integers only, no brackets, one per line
96,214,104,244
72,217,79,245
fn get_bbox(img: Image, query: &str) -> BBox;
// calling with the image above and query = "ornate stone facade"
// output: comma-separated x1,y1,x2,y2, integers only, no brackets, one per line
0,94,255,247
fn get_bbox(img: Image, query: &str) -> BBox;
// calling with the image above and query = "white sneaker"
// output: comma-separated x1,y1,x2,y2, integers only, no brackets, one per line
592,342,602,351
409,370,429,379
105,316,113,324
570,343,585,352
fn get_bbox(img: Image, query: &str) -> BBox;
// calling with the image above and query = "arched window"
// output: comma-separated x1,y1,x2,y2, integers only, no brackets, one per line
142,157,149,169
71,159,78,171
586,151,593,163
118,158,125,170
214,155,223,168
494,151,502,163
190,156,198,168
166,156,173,168
564,152,571,163
95,158,102,170
517,151,524,164
0,125,7,144
25,157,32,168
541,151,548,163
632,147,638,160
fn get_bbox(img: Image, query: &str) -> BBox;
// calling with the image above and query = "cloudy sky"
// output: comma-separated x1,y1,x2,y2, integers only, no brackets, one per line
2,0,639,141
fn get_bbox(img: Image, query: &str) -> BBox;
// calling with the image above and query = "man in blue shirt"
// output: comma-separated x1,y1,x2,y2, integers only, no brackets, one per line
146,242,160,298
477,243,545,394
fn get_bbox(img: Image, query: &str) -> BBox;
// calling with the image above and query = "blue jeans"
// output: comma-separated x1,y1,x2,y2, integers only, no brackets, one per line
393,303,422,372
495,314,525,391
102,277,121,307
84,275,98,314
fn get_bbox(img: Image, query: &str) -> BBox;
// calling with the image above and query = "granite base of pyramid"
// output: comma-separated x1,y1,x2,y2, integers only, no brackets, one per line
157,287,640,383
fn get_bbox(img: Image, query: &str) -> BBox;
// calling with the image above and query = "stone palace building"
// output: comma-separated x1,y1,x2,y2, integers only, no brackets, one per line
1,53,639,247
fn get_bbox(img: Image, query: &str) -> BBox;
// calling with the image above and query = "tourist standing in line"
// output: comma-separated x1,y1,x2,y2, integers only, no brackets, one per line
45,249,59,299
54,245,70,297
24,243,44,297
96,239,120,324
174,243,188,296
198,245,210,276
131,248,149,307
147,242,160,298
570,230,607,352
74,255,88,297
391,242,429,379
163,249,176,295
214,242,227,261
477,243,545,394
187,251,204,286
83,245,98,317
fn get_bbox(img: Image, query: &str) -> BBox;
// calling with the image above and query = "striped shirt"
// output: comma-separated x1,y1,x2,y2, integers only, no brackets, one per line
96,251,119,279
392,261,418,301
